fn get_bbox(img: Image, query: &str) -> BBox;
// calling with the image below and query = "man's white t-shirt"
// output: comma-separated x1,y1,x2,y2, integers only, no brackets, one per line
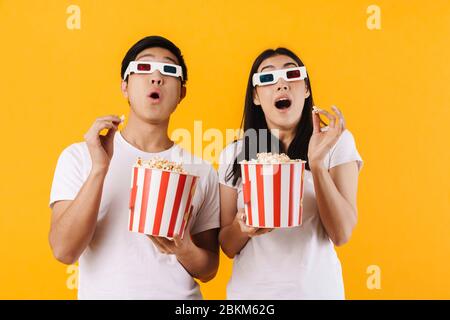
218,130,363,300
49,132,220,300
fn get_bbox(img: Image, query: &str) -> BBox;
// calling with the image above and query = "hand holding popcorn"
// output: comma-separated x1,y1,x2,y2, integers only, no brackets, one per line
308,105,346,170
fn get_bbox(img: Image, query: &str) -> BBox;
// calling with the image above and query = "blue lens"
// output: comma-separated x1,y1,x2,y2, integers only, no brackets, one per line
163,65,177,74
260,74,274,83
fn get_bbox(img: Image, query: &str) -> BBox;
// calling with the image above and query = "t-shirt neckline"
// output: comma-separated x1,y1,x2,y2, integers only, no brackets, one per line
117,131,177,156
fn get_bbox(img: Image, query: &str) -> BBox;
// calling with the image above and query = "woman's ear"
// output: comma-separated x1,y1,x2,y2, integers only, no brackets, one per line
305,85,310,99
179,85,187,102
253,89,261,106
121,80,129,99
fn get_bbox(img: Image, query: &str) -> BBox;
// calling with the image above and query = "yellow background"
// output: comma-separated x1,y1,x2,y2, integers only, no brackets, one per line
1,0,449,299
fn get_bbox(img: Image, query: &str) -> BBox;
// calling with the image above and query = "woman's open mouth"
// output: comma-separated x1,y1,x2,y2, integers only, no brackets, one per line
274,98,292,110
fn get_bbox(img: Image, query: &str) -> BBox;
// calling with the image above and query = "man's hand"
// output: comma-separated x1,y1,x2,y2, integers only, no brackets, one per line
83,115,123,174
147,206,195,256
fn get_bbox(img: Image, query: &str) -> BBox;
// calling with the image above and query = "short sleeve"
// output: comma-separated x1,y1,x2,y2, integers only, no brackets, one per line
218,141,242,189
326,130,363,171
49,143,88,209
190,165,220,235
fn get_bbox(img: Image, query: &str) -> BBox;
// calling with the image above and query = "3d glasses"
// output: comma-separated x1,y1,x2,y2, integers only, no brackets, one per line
123,61,184,81
252,66,307,87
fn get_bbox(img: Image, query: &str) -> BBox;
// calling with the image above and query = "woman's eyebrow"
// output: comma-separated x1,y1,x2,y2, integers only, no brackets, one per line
260,64,275,72
260,62,298,72
284,62,298,68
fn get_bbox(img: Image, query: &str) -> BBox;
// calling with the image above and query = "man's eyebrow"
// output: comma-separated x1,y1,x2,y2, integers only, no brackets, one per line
136,54,178,64
260,62,299,72
136,53,155,60
163,56,178,64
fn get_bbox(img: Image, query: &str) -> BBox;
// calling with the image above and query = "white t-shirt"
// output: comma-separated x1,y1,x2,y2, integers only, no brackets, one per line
218,130,363,300
49,132,220,300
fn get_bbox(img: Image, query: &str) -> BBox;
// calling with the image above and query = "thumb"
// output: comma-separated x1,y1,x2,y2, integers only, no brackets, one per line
312,107,321,134
103,126,117,153
105,124,117,140
173,234,182,247
182,205,194,238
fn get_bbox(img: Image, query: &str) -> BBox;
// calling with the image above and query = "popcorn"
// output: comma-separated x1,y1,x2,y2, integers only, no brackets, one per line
312,106,321,113
241,152,301,164
134,157,186,174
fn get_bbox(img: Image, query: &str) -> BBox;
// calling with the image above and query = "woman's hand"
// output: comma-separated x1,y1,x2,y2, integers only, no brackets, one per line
308,105,346,170
235,209,274,238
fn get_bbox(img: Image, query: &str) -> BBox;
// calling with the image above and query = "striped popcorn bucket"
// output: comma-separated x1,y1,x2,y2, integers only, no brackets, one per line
128,167,198,239
240,161,306,228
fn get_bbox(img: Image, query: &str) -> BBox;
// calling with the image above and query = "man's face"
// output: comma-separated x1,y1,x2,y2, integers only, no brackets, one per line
121,47,186,124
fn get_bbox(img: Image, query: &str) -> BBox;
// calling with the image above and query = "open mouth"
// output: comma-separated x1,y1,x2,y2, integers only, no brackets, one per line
149,92,160,100
274,98,292,109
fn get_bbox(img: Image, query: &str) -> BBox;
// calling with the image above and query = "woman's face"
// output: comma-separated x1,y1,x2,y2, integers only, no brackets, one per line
253,54,310,131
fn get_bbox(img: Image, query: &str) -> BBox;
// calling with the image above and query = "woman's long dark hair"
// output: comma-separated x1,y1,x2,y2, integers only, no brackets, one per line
226,47,315,186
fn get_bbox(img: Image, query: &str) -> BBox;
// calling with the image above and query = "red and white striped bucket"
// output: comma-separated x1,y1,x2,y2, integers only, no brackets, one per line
128,167,198,239
240,161,306,228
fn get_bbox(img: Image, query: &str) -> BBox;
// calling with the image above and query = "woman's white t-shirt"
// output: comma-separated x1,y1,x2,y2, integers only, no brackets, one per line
49,132,220,300
218,130,363,300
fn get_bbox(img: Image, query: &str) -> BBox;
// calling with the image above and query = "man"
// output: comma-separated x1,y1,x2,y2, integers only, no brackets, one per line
49,36,220,299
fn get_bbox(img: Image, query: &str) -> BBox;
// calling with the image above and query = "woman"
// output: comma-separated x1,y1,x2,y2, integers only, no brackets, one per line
218,47,363,299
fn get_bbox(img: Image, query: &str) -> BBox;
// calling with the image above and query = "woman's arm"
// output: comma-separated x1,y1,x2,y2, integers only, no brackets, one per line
310,161,359,246
218,184,272,258
218,185,250,258
308,105,360,246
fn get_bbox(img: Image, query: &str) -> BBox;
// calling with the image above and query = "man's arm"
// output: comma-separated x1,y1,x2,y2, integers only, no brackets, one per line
49,115,122,264
177,228,220,282
49,169,107,265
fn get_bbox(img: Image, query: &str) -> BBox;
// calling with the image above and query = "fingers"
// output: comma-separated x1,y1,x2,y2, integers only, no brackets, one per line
147,235,174,254
95,120,118,134
315,108,336,128
313,106,346,133
84,114,125,148
173,234,182,247
147,235,167,253
331,105,346,133
182,205,194,239
174,208,195,248
254,228,274,236
85,120,117,143
236,211,263,238
88,115,123,136
97,115,123,124
237,210,249,226
312,106,321,134
236,211,253,233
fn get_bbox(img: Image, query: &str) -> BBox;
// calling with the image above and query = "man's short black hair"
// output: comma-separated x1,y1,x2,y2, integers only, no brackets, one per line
121,35,187,85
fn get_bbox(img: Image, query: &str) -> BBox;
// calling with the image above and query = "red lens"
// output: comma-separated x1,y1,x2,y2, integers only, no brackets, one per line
286,69,300,79
137,63,151,71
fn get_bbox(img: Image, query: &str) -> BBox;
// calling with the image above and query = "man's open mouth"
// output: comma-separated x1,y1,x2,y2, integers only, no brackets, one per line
275,98,292,109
